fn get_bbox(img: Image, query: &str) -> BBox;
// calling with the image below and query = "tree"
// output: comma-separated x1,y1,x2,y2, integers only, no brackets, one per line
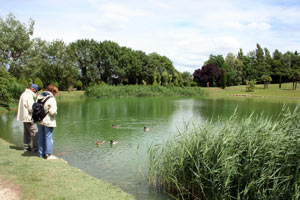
182,71,193,86
205,55,225,68
0,13,34,77
68,39,100,88
261,75,272,89
39,40,78,90
225,53,244,85
193,63,222,86
99,41,121,85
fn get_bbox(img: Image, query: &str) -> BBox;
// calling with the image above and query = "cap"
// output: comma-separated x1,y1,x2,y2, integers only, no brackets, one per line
31,84,39,92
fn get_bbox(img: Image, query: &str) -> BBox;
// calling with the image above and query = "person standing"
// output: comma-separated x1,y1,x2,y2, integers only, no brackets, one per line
37,85,58,160
17,84,39,152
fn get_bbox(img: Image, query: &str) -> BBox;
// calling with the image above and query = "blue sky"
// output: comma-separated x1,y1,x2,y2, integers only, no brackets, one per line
1,0,300,73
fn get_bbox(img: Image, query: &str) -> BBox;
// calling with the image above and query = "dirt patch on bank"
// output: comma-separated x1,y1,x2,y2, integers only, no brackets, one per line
0,177,22,200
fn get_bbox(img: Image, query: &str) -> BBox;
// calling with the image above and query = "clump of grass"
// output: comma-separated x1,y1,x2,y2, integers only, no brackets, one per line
149,105,300,199
85,85,205,98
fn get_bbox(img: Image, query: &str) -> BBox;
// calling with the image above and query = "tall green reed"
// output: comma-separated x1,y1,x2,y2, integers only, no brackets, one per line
149,105,300,199
85,85,205,98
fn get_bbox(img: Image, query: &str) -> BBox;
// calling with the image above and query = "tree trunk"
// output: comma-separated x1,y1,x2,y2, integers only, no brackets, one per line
264,82,267,89
279,75,282,89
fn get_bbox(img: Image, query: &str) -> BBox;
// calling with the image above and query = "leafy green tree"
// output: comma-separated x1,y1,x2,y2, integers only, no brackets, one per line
0,66,13,103
0,13,34,77
68,39,101,88
205,55,225,68
261,75,272,89
272,49,285,88
136,51,152,84
181,71,193,86
99,41,121,85
39,40,78,90
225,53,244,85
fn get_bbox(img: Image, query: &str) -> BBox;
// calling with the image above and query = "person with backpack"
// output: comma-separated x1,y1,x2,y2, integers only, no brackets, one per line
17,84,39,152
36,85,58,160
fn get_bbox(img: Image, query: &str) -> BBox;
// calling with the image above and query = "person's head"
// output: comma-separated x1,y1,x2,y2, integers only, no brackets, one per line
47,85,58,96
29,84,39,93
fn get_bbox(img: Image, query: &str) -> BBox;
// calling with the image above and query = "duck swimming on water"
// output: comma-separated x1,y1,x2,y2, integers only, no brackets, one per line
96,140,105,145
144,127,151,131
110,140,119,145
112,125,120,128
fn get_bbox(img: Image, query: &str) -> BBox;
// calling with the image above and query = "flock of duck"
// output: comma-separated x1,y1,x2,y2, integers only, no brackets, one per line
96,125,151,146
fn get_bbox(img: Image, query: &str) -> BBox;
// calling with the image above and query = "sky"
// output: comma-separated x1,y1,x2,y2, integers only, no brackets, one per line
1,0,300,73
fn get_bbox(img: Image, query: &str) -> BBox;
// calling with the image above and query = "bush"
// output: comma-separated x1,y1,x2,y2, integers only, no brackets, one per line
149,105,300,199
7,80,25,100
75,80,83,90
34,77,43,90
246,79,256,92
18,77,28,87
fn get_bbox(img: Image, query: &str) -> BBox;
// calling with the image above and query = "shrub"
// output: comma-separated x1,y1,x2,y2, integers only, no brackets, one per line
246,79,256,92
34,77,43,90
75,80,83,90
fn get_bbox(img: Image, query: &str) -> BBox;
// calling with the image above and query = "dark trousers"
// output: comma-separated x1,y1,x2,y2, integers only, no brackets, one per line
23,122,38,151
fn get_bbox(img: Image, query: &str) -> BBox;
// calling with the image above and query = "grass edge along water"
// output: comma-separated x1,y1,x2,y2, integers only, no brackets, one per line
85,85,205,98
149,104,300,200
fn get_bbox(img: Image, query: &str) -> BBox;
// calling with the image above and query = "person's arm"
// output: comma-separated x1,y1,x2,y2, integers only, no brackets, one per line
48,98,57,117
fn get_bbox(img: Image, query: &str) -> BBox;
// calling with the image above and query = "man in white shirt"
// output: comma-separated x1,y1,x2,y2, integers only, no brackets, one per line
17,84,39,152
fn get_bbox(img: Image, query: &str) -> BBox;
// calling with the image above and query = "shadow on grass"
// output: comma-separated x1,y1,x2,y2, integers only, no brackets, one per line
9,145,23,151
22,151,39,157
9,145,39,157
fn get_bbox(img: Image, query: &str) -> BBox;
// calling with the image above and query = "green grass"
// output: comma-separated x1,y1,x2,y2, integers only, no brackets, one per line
149,105,300,199
202,82,300,99
0,138,134,200
85,85,205,98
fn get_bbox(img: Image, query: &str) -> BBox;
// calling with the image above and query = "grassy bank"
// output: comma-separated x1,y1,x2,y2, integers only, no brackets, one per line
202,82,300,99
0,138,134,200
85,85,205,98
149,105,300,199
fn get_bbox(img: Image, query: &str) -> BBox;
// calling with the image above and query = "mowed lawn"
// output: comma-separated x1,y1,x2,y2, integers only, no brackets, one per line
0,138,134,200
202,82,300,99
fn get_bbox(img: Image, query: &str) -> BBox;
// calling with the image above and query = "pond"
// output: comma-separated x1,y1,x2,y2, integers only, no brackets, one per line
0,96,298,199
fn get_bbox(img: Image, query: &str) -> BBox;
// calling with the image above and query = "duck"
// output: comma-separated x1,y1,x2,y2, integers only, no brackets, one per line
144,127,151,131
112,125,120,128
110,140,119,145
96,140,105,145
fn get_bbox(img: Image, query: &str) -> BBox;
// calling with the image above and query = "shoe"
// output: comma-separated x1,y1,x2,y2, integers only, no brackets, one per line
46,155,58,160
24,148,32,152
32,149,38,153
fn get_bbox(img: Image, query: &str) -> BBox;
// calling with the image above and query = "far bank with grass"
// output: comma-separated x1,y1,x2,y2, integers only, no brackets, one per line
202,82,300,100
0,138,134,200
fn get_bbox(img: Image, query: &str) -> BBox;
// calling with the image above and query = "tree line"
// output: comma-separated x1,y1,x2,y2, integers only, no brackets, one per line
0,13,187,93
193,44,300,90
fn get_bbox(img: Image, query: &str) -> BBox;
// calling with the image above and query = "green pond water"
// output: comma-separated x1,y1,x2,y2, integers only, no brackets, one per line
0,96,298,199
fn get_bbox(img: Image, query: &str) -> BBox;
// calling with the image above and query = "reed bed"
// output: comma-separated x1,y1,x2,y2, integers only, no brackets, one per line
149,105,300,199
85,85,205,98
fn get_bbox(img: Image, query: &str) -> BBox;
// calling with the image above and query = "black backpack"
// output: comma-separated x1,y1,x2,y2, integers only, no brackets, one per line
32,96,51,122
